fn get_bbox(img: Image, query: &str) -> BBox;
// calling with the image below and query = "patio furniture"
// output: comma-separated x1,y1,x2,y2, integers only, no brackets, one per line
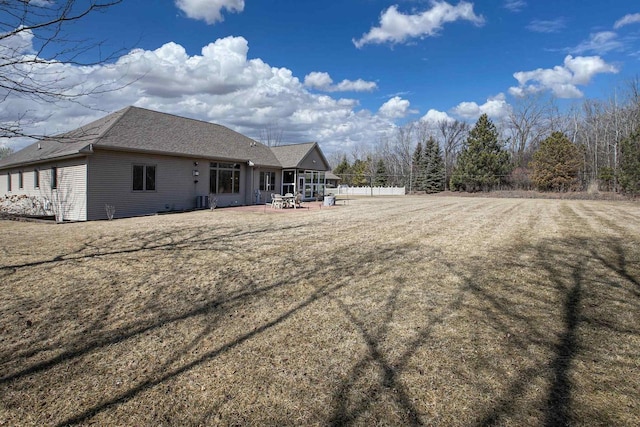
282,193,294,208
271,194,285,209
292,193,303,209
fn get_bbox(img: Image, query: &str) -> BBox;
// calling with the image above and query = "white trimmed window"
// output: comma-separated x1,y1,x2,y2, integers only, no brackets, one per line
6,172,11,192
34,169,40,188
260,171,275,192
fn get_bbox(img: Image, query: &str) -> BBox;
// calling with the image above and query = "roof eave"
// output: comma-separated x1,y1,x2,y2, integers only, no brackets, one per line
94,145,281,168
0,152,90,171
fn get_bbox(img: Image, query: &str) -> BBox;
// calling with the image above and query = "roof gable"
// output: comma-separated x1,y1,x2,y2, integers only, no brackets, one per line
271,142,330,170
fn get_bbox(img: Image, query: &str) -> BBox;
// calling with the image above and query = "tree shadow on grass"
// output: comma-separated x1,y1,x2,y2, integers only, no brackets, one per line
465,236,639,426
0,220,319,370
327,272,470,426
0,222,311,273
310,215,639,427
1,215,639,425
55,277,348,426
0,221,428,425
328,276,423,426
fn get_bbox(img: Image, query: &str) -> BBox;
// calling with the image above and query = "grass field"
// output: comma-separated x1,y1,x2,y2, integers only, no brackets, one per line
0,196,639,426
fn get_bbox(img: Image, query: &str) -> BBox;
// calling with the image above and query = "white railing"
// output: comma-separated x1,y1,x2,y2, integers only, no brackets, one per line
327,186,406,196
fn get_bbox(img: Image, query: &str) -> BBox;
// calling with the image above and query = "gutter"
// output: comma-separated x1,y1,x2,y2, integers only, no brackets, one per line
93,145,283,169
0,147,93,171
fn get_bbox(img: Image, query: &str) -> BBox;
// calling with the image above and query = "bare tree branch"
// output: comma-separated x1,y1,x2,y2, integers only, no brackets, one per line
0,0,125,140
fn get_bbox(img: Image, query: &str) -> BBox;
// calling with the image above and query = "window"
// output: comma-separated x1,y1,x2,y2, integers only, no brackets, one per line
51,167,57,190
145,165,156,191
34,169,40,188
303,170,326,199
209,162,240,194
6,172,11,192
260,171,275,192
18,171,23,189
282,169,295,195
133,165,143,190
132,164,156,191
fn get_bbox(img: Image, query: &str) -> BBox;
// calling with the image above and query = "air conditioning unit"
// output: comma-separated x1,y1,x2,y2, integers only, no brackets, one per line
196,195,208,209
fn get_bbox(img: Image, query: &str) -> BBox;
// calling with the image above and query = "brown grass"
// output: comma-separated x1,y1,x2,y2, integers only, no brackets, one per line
0,196,639,426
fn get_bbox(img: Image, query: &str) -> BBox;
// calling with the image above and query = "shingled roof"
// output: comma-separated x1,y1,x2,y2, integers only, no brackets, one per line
0,106,283,169
270,142,329,169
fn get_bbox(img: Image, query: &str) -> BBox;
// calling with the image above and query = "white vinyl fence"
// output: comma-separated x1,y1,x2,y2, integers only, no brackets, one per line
328,186,406,196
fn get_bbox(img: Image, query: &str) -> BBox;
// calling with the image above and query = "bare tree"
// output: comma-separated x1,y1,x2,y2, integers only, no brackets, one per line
327,150,347,170
506,93,554,169
372,134,400,186
0,145,13,159
391,122,415,188
434,119,468,191
259,122,284,147
415,119,432,146
1,0,124,139
558,78,640,191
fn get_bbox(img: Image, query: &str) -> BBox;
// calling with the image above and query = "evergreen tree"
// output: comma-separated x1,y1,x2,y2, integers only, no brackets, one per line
450,114,511,192
619,131,640,195
424,137,445,193
412,142,426,192
373,159,388,186
530,131,582,191
351,158,368,186
333,155,351,185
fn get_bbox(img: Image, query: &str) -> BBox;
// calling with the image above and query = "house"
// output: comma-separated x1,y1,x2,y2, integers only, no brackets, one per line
0,106,331,221
271,142,331,200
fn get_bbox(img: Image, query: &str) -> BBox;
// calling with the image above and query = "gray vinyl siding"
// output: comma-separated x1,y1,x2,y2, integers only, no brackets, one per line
298,146,329,170
4,171,11,193
49,159,88,221
252,167,281,204
86,149,249,220
0,159,88,221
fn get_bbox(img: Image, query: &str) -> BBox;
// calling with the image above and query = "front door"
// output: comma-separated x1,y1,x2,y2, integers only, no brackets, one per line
298,176,305,197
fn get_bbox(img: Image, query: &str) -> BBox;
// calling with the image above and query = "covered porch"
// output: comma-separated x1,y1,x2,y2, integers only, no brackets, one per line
281,169,326,201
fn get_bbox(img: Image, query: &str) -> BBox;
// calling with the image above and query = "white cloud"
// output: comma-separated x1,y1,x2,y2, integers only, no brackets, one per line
570,31,623,55
564,55,618,85
334,79,378,92
304,72,333,90
353,1,485,48
526,18,565,33
614,13,640,29
175,0,244,24
1,34,405,156
378,96,416,119
452,94,510,121
0,27,35,56
420,109,454,123
304,72,377,92
509,55,618,99
503,0,526,13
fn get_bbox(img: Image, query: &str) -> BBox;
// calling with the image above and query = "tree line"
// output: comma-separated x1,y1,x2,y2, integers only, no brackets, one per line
330,80,640,196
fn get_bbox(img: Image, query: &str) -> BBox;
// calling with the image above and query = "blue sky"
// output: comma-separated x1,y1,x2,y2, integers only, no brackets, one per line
3,0,640,156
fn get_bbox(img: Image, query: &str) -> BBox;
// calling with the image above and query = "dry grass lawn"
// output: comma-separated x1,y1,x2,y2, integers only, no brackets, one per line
0,196,639,426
